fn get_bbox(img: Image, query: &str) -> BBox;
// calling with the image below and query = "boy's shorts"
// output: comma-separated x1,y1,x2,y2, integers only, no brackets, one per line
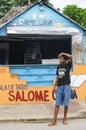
56,85,71,106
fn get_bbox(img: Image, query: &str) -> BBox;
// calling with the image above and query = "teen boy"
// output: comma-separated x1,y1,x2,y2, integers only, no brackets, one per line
48,52,72,126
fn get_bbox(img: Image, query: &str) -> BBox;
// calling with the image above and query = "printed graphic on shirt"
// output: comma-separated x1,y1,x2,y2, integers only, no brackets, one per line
56,63,71,86
58,68,66,78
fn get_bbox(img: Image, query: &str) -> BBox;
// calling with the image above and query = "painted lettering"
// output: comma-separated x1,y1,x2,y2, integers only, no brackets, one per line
9,91,15,101
8,90,50,102
22,91,28,101
28,91,35,101
16,91,22,101
44,90,49,101
35,90,44,101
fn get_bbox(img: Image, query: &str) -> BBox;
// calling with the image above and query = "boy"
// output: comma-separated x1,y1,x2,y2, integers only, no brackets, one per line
48,52,72,126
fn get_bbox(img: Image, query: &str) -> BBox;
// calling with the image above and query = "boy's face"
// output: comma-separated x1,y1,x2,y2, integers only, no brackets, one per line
59,56,66,64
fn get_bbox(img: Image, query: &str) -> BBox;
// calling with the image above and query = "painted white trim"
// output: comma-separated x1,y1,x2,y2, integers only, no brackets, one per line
71,74,86,88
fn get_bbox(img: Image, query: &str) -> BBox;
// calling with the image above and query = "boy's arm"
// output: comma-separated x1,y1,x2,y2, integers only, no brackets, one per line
58,52,72,62
53,77,58,93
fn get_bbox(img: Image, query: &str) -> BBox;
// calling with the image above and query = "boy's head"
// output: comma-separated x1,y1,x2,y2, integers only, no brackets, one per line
58,54,68,64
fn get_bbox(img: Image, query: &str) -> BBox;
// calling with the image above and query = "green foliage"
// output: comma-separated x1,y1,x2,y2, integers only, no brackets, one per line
13,0,50,6
30,0,39,4
0,0,13,17
13,0,38,6
13,0,27,6
0,0,53,18
63,5,86,28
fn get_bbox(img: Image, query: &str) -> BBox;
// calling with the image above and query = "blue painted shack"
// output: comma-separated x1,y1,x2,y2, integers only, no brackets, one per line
0,2,86,103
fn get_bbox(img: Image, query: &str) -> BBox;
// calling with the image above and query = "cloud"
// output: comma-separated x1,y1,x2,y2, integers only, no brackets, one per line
50,0,86,9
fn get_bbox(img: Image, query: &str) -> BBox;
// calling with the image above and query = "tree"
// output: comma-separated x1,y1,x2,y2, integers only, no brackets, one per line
13,0,50,6
0,0,13,18
63,5,86,28
13,0,27,6
0,0,53,18
31,0,39,4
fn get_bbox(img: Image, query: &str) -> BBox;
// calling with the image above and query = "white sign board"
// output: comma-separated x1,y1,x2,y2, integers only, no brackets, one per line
7,26,79,35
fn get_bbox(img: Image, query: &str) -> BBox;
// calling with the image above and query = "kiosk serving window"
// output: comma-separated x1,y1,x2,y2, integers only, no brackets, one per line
0,35,72,65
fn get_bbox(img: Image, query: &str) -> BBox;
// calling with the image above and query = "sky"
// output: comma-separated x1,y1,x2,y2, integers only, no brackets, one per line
50,0,86,10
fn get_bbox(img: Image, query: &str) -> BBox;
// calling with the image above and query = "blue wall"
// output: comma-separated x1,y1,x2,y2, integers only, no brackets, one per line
10,65,57,86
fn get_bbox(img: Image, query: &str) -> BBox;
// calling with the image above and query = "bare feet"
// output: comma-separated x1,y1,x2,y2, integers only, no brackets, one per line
48,121,57,126
63,119,68,125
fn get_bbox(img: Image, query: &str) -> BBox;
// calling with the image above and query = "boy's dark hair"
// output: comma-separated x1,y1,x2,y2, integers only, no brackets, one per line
60,54,68,61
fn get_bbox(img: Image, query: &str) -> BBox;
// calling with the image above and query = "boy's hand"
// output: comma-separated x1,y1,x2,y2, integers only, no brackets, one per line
53,88,57,94
53,77,58,94
58,52,72,62
58,52,64,58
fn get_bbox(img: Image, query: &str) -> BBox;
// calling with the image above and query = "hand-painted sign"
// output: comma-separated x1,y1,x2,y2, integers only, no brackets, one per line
9,89,49,102
0,65,86,104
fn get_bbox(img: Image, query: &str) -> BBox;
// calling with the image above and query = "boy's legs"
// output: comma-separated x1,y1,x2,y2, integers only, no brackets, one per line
48,86,63,126
63,85,71,124
53,106,60,122
48,105,60,126
63,106,68,124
